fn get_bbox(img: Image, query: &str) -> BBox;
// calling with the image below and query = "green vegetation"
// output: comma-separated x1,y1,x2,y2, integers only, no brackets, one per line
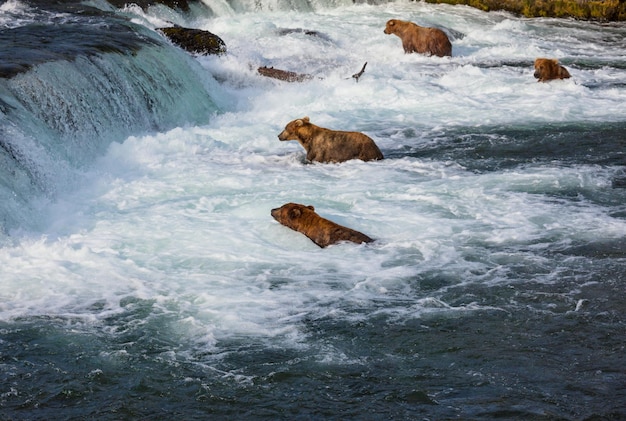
422,0,626,20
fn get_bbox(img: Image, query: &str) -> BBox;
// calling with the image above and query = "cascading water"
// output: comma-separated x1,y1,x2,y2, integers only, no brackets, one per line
0,8,221,235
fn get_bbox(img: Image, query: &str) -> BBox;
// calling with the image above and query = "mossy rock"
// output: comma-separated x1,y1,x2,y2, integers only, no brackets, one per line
159,27,227,55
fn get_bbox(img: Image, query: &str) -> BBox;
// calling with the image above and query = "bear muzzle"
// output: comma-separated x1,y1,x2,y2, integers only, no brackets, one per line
278,130,290,141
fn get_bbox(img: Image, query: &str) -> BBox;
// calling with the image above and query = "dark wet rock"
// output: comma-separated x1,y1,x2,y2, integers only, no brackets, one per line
158,27,226,56
276,28,334,42
612,176,626,189
0,22,160,78
106,0,195,11
277,28,324,37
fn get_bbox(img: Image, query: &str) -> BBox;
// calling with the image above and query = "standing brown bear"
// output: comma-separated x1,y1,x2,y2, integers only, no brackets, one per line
534,58,571,82
384,19,452,57
271,203,374,248
278,117,384,163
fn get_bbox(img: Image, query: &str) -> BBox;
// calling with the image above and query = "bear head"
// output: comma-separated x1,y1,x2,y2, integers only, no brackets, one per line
271,203,315,230
384,19,399,35
278,117,310,141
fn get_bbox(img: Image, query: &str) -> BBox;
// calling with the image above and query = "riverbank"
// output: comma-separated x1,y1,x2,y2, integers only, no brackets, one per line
423,0,626,20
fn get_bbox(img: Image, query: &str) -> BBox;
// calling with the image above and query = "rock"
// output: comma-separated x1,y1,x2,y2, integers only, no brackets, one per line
158,27,226,55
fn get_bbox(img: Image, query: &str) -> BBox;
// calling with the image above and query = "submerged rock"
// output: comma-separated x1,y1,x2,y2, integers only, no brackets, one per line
0,21,160,79
158,27,227,56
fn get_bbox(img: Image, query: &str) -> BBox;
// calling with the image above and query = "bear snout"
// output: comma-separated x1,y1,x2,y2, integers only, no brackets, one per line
533,69,542,79
271,208,280,219
278,130,290,141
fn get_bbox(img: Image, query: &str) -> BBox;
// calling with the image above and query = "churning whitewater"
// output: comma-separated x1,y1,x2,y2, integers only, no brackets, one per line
0,0,625,419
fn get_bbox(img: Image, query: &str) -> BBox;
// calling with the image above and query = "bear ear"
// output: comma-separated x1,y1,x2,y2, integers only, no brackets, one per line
289,208,302,219
302,116,310,123
306,205,315,211
295,119,304,127
550,58,559,64
388,20,395,26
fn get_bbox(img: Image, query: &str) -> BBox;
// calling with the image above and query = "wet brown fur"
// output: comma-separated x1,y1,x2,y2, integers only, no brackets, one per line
271,203,374,248
278,117,384,163
384,19,452,57
534,58,571,82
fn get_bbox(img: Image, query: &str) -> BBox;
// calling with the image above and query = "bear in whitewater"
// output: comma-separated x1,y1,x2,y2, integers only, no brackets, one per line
384,19,452,57
534,58,571,82
277,117,383,163
271,203,374,248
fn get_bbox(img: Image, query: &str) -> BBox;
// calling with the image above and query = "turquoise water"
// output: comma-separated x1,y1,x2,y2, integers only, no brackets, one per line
0,0,625,418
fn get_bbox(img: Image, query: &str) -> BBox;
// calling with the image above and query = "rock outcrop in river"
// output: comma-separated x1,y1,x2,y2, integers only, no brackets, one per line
158,27,227,55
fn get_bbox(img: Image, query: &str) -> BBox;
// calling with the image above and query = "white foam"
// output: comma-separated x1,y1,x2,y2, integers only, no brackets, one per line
0,0,34,28
2,1,625,353
0,0,26,13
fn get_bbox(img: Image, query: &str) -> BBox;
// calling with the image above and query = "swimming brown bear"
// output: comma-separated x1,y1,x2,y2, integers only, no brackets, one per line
534,58,571,82
384,19,452,57
277,117,384,163
271,203,374,248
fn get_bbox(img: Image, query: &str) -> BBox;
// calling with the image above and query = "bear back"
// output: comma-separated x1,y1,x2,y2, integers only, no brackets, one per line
384,19,452,57
271,202,374,248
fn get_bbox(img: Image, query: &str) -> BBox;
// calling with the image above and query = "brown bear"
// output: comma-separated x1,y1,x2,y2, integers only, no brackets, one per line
534,58,571,82
277,117,384,163
271,203,374,248
384,19,452,57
